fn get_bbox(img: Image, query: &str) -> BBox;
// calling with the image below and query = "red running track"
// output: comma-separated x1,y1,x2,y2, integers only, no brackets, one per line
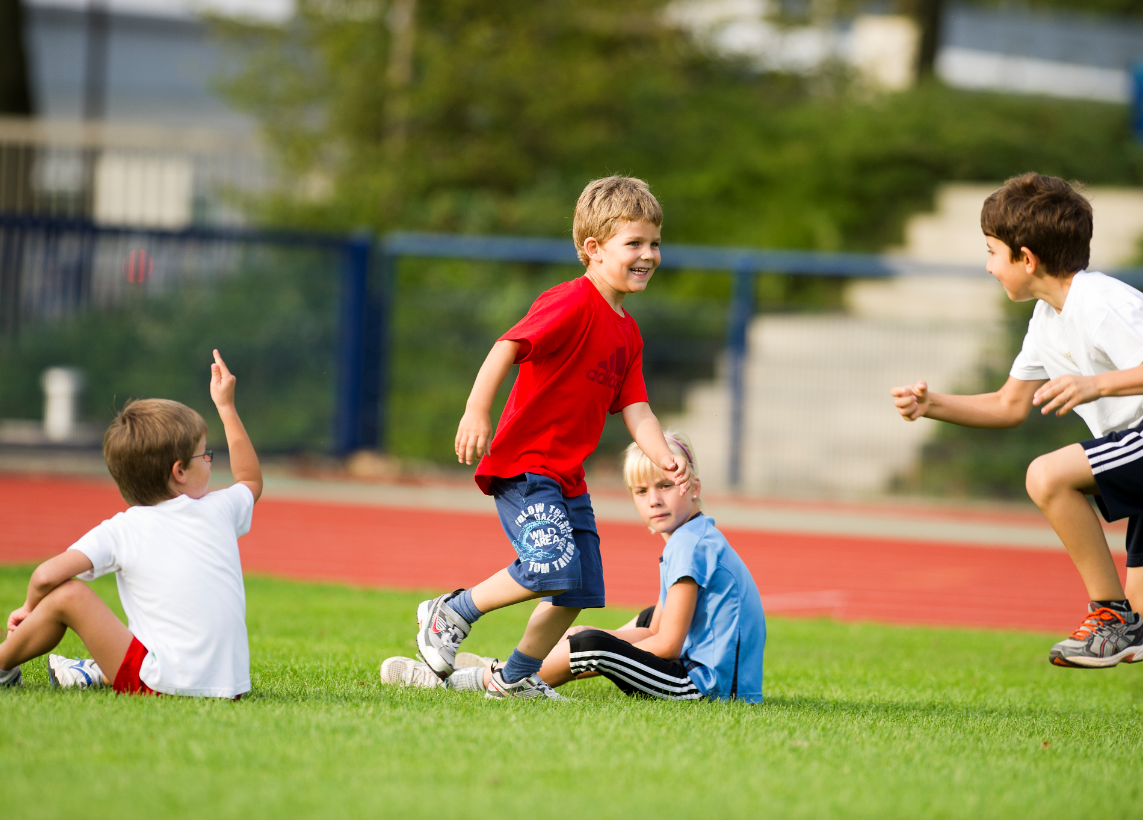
0,475,1120,633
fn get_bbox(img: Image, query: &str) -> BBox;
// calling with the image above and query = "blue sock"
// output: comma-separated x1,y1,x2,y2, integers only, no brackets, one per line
449,588,483,625
501,648,543,683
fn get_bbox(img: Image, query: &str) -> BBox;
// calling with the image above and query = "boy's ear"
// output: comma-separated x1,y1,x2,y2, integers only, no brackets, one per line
1018,246,1042,274
583,237,602,264
169,460,188,486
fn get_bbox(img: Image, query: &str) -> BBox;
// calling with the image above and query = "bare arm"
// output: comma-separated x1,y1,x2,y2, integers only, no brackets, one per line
211,350,262,502
890,377,1043,429
1034,361,1143,417
633,578,698,660
7,551,94,634
621,402,692,493
456,340,520,465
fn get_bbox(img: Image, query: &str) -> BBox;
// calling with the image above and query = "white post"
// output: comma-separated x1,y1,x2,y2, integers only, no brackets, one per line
41,367,84,443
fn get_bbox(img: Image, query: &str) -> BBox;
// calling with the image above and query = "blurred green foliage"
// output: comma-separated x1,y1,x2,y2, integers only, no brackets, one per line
216,1,1143,252
0,250,338,451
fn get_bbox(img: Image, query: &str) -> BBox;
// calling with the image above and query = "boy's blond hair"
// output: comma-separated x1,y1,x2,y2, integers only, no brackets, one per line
623,430,700,501
104,398,208,506
573,176,663,266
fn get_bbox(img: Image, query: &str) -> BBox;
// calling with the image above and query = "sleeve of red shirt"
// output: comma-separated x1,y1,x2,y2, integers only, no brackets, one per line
498,286,585,363
610,342,649,414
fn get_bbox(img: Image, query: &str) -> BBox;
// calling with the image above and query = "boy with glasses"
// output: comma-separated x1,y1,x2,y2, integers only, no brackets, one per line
0,350,261,696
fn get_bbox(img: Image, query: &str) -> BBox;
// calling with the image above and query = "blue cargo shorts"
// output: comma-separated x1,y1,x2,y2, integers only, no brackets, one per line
490,473,605,608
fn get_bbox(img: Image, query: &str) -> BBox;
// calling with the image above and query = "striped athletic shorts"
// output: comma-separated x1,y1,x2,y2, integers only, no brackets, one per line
568,629,704,700
1083,423,1143,567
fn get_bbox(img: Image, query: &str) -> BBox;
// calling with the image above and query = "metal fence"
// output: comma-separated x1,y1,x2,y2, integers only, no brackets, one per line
0,215,382,455
5,215,1143,498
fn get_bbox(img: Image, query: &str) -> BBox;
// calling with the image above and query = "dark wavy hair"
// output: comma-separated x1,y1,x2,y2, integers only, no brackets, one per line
980,172,1092,277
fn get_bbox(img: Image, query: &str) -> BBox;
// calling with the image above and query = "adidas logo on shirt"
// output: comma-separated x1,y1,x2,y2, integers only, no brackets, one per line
586,346,626,389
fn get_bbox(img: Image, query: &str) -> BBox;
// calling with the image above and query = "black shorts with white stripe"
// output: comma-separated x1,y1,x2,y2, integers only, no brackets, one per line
1083,422,1143,567
567,629,703,700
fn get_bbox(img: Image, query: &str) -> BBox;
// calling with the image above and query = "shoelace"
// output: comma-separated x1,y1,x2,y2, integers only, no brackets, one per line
1069,607,1126,640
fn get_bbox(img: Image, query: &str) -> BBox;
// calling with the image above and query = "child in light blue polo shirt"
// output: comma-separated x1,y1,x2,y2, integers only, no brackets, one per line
541,431,764,701
381,431,765,701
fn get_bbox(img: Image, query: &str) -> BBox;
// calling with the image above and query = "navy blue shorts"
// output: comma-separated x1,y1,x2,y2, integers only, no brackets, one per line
1083,424,1143,568
490,473,605,608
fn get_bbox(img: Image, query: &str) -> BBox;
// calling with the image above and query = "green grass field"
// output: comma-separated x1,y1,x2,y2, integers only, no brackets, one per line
1,566,1141,819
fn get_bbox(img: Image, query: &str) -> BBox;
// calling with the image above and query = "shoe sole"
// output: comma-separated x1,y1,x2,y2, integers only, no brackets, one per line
1050,645,1143,668
455,652,497,669
415,600,453,679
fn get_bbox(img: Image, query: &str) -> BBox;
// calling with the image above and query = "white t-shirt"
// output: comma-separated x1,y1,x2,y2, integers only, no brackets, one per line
69,483,255,698
1010,270,1143,438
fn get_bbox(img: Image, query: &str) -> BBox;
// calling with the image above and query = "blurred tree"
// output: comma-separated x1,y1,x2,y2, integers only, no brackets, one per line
216,0,1143,252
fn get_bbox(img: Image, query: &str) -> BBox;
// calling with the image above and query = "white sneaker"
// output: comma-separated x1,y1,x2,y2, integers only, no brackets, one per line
0,666,21,688
415,592,470,678
379,656,444,689
486,669,569,701
455,652,498,669
48,655,105,689
446,666,489,692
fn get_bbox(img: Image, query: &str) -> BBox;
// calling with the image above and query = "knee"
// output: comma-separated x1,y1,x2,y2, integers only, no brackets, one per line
1025,455,1059,506
37,579,93,614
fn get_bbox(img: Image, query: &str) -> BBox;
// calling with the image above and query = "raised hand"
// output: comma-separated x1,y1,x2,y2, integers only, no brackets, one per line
210,349,237,411
891,380,930,421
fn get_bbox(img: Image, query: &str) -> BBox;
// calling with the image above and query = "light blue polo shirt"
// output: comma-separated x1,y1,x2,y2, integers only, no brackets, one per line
659,514,765,703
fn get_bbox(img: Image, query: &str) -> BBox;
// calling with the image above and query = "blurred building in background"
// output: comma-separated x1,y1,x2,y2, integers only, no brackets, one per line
0,1,267,226
671,0,1143,100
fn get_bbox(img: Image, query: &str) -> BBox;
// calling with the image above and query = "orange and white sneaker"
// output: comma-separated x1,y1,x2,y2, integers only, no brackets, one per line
1048,605,1143,668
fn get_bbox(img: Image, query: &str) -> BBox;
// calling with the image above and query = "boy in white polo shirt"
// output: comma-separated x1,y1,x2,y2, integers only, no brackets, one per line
0,350,261,696
892,173,1143,669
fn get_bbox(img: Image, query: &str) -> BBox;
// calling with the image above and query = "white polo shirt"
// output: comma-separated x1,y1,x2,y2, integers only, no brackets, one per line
69,483,254,698
1010,270,1143,438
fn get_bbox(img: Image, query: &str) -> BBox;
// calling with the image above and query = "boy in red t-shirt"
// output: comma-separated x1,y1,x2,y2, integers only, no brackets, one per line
384,176,692,699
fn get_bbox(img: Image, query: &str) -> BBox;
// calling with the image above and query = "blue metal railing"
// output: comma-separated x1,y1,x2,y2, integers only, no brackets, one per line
7,216,1143,482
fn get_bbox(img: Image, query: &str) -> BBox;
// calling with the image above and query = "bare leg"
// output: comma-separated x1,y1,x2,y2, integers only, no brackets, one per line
1125,566,1143,614
0,580,131,682
470,568,562,614
537,637,576,687
518,601,581,660
480,602,582,687
1026,444,1125,601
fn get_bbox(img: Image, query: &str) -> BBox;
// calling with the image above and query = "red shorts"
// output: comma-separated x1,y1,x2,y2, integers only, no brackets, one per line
112,636,157,695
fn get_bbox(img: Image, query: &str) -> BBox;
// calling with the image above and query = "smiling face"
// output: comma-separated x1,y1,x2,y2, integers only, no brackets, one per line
985,235,1035,302
583,220,661,309
629,470,701,542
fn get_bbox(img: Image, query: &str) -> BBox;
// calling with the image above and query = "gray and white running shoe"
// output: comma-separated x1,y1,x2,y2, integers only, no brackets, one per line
455,652,499,669
486,669,569,701
415,590,470,678
48,655,106,689
1049,605,1143,668
0,666,21,688
379,656,444,689
447,666,489,693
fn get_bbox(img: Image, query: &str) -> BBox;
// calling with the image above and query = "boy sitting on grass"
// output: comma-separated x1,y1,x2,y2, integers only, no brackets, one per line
892,173,1143,668
0,350,261,696
383,176,691,700
384,432,766,702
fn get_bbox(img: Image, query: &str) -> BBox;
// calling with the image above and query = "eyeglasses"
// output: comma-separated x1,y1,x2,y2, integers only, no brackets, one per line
190,450,213,463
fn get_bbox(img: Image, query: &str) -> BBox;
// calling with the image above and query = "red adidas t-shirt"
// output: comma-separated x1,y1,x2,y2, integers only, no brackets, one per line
475,275,648,497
